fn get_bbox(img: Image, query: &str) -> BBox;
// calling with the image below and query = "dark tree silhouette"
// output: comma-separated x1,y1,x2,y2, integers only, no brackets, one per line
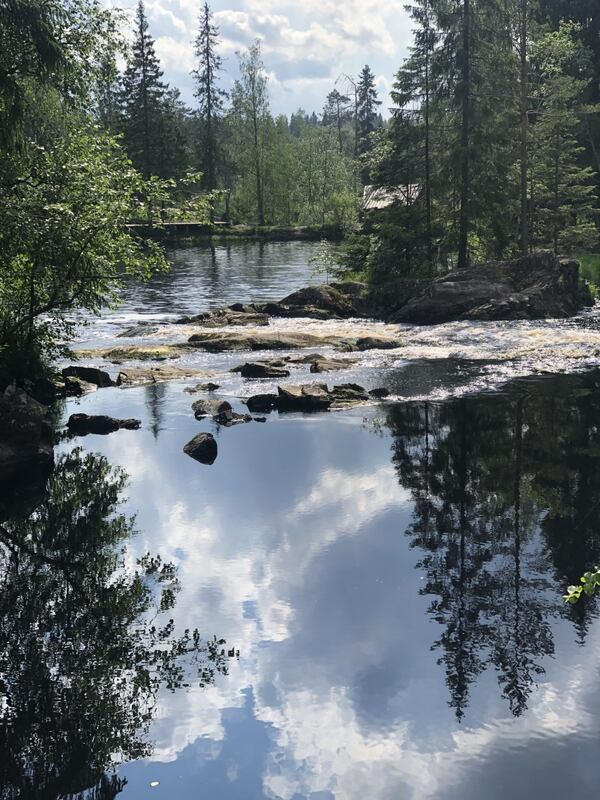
0,449,229,799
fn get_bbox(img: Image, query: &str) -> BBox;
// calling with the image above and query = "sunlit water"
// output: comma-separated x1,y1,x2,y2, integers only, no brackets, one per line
4,241,600,799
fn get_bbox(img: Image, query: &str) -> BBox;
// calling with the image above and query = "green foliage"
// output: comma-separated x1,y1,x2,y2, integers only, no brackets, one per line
0,448,228,793
309,239,338,283
193,2,226,191
564,568,600,604
118,0,191,179
0,123,169,382
529,23,599,254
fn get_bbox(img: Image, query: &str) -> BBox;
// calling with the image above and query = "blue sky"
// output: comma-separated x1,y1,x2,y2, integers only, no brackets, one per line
112,0,414,116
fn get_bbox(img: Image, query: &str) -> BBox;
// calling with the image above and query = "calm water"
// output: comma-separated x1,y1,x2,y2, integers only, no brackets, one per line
4,242,600,799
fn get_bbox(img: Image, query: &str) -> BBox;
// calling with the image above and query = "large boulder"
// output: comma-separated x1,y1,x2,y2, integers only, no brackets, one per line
390,252,593,325
277,383,333,412
0,386,54,480
62,365,114,388
183,432,218,464
278,284,359,318
67,414,141,435
238,361,290,379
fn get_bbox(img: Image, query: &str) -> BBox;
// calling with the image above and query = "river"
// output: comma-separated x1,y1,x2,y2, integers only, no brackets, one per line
3,240,600,799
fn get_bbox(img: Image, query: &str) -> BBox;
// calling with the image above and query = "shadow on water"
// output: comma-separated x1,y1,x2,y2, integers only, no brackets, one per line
0,449,228,800
384,371,600,721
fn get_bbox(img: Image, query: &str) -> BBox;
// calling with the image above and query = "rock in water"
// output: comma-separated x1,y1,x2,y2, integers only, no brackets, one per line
183,432,218,464
64,376,98,396
390,251,593,324
279,284,359,318
310,357,354,373
245,394,280,412
0,386,54,480
184,382,220,394
192,398,232,419
369,387,390,399
277,384,333,412
330,384,370,407
62,365,114,388
67,414,141,435
213,410,253,427
239,362,290,378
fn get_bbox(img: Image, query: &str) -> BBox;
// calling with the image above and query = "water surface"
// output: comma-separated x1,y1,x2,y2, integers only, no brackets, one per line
4,242,600,800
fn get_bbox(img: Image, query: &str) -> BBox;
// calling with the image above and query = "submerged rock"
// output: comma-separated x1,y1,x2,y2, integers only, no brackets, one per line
187,330,400,353
116,323,160,338
214,409,253,427
183,382,221,394
0,386,54,480
183,432,218,464
192,398,232,419
76,345,181,363
67,414,141,436
116,366,211,386
178,309,269,327
62,365,114,388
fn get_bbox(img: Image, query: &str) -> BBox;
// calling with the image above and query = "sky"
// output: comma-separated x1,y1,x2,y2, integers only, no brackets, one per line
113,0,415,116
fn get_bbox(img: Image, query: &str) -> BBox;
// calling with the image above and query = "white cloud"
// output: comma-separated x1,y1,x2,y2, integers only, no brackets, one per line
106,0,413,112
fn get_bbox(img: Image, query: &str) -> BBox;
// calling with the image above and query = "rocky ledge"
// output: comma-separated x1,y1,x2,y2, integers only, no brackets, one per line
0,386,54,481
173,251,591,329
388,252,593,325
245,382,389,413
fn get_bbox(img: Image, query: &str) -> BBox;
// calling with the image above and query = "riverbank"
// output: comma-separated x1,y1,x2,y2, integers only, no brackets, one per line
127,222,346,242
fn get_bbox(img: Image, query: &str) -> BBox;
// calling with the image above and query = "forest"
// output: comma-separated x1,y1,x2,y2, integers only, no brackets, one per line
1,0,599,380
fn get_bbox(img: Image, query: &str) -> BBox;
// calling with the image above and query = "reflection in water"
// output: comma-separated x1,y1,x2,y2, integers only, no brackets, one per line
145,381,167,439
0,449,228,799
386,374,600,720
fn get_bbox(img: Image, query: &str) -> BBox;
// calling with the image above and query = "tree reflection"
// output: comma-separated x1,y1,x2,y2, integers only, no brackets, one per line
0,448,228,799
385,374,600,720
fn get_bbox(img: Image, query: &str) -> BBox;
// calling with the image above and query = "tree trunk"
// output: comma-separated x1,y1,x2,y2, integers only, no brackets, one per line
424,2,433,271
252,100,264,226
519,0,529,256
457,0,471,270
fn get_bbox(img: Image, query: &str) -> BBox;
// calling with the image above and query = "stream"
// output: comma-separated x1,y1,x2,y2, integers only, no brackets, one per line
4,240,600,799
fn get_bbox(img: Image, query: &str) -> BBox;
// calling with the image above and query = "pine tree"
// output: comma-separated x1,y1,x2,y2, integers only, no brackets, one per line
323,89,351,155
119,0,170,178
356,64,381,181
193,2,226,191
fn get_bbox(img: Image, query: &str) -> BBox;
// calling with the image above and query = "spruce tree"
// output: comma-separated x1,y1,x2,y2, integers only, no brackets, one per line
119,0,170,178
356,64,381,181
193,2,226,191
393,0,440,266
529,23,598,254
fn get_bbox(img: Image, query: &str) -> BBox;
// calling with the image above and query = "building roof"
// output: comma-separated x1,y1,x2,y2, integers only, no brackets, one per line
362,184,422,211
